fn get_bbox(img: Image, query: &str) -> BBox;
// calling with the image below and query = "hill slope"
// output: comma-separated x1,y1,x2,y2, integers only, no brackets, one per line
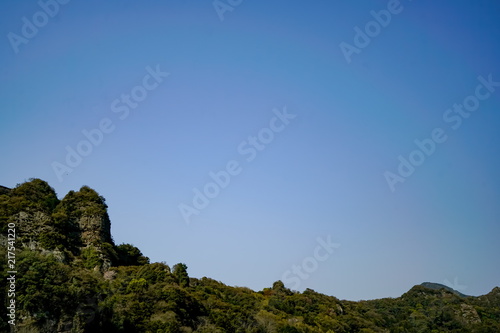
1,179,499,332
420,282,469,298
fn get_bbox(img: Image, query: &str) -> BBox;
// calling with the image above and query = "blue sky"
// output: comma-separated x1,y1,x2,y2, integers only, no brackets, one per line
1,0,499,300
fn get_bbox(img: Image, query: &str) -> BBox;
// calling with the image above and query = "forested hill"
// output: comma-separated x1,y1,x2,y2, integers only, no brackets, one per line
1,179,499,332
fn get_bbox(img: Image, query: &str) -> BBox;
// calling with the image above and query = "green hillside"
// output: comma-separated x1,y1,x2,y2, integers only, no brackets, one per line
1,179,499,332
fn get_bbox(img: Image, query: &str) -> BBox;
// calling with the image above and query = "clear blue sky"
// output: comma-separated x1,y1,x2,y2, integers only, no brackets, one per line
1,0,499,301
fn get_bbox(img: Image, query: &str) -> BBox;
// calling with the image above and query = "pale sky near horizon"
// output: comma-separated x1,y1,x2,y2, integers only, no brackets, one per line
1,0,500,301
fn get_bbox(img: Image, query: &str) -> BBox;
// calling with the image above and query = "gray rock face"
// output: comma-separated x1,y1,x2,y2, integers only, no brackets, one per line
16,210,54,249
458,303,481,324
79,214,112,246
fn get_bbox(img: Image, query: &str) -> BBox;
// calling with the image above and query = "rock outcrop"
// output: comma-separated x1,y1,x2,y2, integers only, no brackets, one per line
0,179,115,269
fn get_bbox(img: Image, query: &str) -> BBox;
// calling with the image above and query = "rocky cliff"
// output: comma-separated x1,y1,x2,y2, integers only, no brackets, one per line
0,179,115,269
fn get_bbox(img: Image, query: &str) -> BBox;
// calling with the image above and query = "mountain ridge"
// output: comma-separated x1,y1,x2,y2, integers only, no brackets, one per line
420,282,469,298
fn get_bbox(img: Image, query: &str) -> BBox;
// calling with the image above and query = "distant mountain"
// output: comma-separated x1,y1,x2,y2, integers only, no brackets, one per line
1,179,499,332
421,282,470,298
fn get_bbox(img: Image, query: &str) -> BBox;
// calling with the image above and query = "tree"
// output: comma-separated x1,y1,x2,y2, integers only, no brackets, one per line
115,243,149,266
173,263,189,287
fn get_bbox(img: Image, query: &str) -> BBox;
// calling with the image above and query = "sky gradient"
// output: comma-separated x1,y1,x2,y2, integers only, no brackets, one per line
1,0,500,300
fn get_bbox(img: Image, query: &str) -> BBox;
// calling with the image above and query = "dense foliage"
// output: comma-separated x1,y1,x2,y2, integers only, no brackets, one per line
1,179,499,332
